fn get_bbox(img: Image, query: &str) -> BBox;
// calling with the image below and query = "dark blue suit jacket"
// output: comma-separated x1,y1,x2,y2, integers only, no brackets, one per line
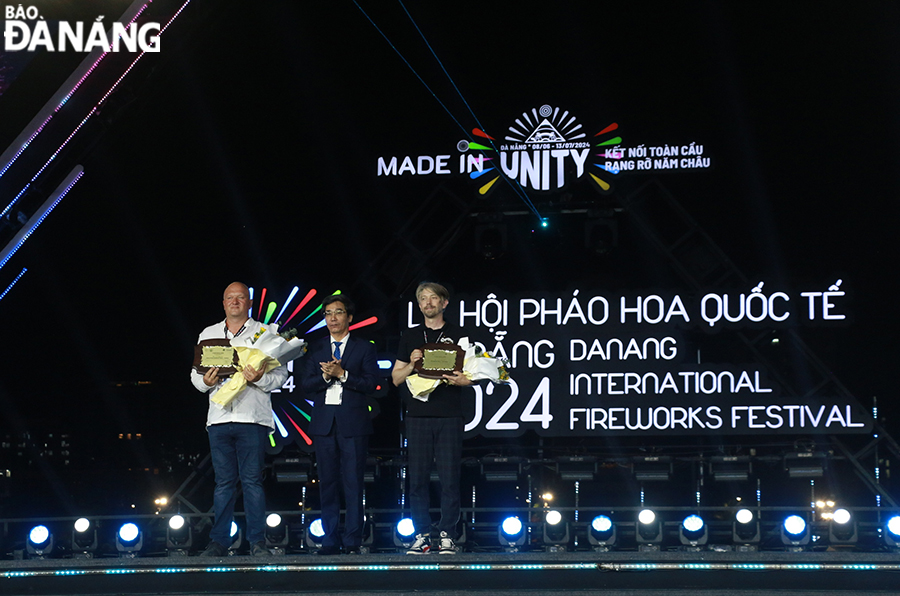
302,335,378,438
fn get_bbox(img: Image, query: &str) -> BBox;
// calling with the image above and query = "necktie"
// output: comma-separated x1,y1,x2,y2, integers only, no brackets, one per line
333,341,342,359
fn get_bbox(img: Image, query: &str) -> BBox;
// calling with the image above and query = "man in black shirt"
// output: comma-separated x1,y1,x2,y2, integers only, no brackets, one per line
392,282,472,554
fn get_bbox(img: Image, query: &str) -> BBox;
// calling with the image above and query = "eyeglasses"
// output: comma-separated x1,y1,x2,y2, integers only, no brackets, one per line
323,309,347,317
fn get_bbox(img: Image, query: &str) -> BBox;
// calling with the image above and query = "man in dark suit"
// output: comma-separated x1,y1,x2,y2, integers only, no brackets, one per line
302,294,378,555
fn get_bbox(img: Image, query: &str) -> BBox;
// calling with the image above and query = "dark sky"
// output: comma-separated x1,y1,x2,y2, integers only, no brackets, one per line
0,1,898,449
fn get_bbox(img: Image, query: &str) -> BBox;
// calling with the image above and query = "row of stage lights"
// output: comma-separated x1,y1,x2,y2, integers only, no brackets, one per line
22,510,900,557
26,514,290,559
493,508,900,553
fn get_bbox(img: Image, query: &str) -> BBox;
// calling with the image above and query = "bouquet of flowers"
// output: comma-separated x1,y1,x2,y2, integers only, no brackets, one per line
211,323,307,408
407,337,511,401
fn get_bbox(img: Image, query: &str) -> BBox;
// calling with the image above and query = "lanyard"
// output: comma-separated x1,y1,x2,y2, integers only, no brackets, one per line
225,323,246,339
424,327,444,344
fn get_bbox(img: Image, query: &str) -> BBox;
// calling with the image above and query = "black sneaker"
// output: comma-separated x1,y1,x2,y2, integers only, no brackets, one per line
200,541,227,557
406,533,431,555
251,541,271,556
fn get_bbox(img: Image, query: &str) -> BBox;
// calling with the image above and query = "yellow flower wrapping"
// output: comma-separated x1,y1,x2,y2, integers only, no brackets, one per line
209,346,282,408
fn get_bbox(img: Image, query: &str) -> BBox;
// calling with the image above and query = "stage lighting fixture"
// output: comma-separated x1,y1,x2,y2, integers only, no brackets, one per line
679,514,708,549
165,514,192,556
587,515,617,551
273,456,311,483
884,515,900,549
636,509,662,550
633,456,672,482
828,508,857,545
392,517,417,549
710,455,752,482
480,456,524,482
71,518,97,558
732,509,761,550
498,516,526,551
116,523,143,557
542,510,570,552
228,521,242,553
784,452,826,478
306,517,326,549
555,455,598,481
26,525,54,559
781,515,810,549
364,456,380,484
265,513,288,554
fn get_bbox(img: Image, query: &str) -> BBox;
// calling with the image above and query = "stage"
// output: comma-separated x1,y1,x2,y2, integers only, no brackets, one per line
2,550,899,596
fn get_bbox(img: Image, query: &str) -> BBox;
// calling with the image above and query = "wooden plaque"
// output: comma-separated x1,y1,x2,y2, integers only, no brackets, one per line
414,342,464,380
193,338,238,376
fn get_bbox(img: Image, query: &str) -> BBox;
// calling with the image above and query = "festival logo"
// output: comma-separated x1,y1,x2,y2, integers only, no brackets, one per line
376,104,711,197
462,104,622,195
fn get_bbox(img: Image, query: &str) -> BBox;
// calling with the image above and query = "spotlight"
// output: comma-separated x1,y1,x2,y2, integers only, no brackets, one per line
228,521,242,553
828,508,857,545
542,510,569,552
306,518,326,549
26,525,54,559
781,515,810,549
71,518,97,559
498,516,526,551
784,452,826,478
480,456,524,482
633,456,672,482
165,515,192,556
555,455,598,481
265,513,288,554
636,509,662,550
732,509,760,550
587,515,617,551
679,514,708,549
116,523,143,557
273,457,311,483
884,515,900,549
393,517,417,549
709,456,752,482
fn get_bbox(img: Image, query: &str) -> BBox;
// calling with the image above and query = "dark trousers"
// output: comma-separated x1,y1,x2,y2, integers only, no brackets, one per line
208,422,268,546
314,423,369,549
406,416,463,537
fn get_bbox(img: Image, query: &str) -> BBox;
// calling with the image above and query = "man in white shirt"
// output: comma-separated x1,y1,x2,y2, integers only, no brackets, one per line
191,281,288,557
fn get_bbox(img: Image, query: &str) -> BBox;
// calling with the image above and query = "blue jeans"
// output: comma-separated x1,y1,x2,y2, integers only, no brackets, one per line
208,423,268,546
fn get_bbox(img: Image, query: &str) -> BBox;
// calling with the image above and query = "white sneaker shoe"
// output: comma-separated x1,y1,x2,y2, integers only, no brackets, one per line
438,531,459,554
406,533,431,554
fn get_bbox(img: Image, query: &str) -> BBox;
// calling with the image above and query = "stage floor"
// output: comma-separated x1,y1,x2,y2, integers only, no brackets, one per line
2,550,899,596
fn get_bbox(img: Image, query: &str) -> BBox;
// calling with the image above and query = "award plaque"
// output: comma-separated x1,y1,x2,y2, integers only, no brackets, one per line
193,338,238,376
414,342,464,380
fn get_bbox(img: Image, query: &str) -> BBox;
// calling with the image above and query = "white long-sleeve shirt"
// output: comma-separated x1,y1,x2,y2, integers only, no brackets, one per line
190,318,288,431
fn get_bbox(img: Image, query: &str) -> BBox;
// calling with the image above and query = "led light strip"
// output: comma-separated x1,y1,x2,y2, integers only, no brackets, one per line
0,267,27,302
0,1,151,182
598,562,900,571
1,562,599,578
3,0,194,216
0,166,84,272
